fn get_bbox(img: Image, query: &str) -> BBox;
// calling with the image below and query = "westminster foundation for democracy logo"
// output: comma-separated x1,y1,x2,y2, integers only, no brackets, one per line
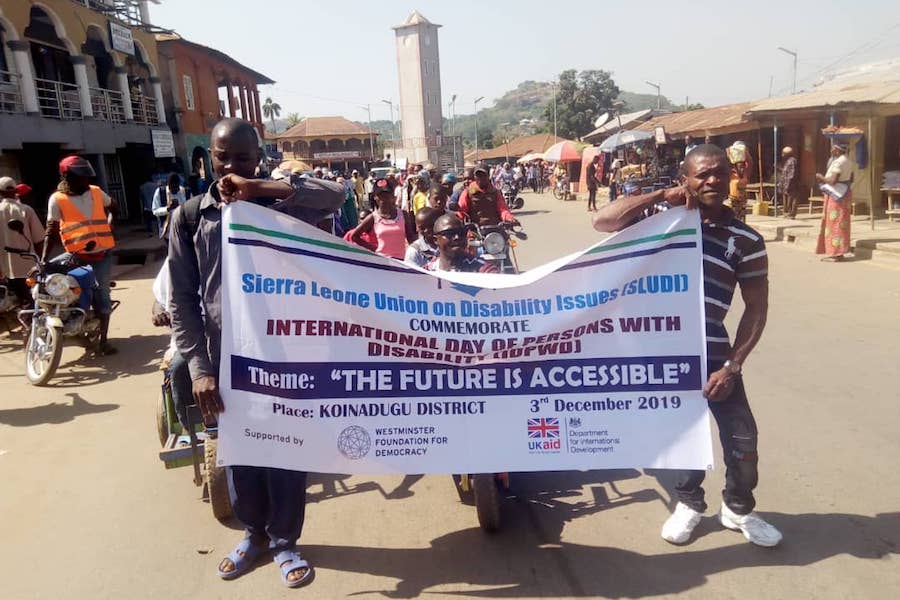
338,425,372,459
527,417,561,453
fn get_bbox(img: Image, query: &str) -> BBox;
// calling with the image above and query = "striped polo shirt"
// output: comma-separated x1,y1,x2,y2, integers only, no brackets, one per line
700,209,767,361
642,204,768,361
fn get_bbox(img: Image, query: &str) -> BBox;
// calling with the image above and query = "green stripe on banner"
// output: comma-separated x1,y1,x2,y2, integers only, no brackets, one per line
586,228,697,255
229,223,373,256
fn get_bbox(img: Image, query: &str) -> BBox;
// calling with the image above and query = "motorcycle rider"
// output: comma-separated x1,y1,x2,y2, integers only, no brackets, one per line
456,165,519,227
424,214,499,273
493,161,515,188
45,156,118,355
1,176,44,309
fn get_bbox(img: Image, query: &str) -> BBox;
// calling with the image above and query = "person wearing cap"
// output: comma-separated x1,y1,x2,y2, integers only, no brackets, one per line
449,169,472,209
439,172,457,199
168,118,343,588
1,176,45,307
778,147,799,219
457,165,519,227
46,156,118,354
351,177,406,259
815,142,853,261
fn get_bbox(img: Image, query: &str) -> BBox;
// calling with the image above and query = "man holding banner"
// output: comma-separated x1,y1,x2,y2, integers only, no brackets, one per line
592,144,782,548
168,118,344,587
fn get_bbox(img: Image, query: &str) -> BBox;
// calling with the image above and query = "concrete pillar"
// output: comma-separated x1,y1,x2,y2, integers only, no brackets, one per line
252,88,262,127
7,40,39,114
115,65,134,121
70,55,94,118
239,84,249,120
225,80,236,117
138,0,151,25
149,76,166,124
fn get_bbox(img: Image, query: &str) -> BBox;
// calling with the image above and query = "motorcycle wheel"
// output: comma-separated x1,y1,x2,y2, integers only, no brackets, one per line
473,473,502,533
513,197,525,209
552,186,563,200
204,437,233,521
25,320,63,386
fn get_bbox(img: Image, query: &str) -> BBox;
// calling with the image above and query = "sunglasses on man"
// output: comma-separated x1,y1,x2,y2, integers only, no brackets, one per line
434,226,472,239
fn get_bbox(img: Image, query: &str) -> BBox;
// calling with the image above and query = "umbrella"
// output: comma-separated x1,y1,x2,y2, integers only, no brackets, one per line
517,152,544,164
598,130,653,152
542,141,582,163
279,160,312,173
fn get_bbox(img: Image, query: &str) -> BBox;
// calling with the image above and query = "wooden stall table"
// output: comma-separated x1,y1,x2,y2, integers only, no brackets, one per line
883,188,900,222
745,182,776,203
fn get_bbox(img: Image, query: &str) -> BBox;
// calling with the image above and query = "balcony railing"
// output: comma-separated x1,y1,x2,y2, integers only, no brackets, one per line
35,78,83,120
131,95,159,126
0,70,24,115
90,87,126,123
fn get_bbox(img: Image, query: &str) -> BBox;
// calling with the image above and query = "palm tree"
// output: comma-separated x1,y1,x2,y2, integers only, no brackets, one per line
286,112,302,128
262,97,282,134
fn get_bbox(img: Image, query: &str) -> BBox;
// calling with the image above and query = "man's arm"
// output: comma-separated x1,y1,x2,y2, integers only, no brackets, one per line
592,188,673,232
495,190,517,224
167,206,214,381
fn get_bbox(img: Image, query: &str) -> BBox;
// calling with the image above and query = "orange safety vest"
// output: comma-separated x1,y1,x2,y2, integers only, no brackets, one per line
52,185,115,254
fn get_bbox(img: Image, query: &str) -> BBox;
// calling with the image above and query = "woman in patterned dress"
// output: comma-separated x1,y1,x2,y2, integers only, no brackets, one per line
815,143,852,262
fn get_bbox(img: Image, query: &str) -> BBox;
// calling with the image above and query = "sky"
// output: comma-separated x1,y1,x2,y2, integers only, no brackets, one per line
151,0,900,122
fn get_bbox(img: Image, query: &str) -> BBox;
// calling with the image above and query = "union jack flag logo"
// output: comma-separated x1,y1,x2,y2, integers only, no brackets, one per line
527,418,560,439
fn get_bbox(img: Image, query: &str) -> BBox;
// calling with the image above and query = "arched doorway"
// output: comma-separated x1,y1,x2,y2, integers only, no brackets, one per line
24,6,76,117
127,43,155,124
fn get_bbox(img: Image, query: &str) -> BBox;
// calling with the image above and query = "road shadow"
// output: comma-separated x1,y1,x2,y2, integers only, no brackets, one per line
510,210,551,217
0,392,119,427
304,511,900,598
46,333,169,388
306,474,426,503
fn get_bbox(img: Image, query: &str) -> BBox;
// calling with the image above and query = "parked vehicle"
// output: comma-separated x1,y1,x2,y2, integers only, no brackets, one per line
4,220,118,385
501,182,525,210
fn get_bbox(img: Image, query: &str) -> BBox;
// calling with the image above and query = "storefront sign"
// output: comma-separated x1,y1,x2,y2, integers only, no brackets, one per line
108,22,135,56
655,126,667,145
151,128,176,158
313,151,362,160
218,203,712,474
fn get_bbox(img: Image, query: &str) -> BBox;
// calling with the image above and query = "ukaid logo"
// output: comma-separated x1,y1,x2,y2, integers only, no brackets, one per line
527,417,561,452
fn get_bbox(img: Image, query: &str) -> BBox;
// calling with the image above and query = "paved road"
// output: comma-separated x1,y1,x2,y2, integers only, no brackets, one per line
1,190,898,599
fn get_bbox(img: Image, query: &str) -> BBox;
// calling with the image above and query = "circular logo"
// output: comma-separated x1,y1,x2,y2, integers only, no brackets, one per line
337,425,371,460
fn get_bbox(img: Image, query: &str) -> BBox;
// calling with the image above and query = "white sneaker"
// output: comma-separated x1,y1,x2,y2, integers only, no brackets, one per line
719,504,783,547
661,502,704,544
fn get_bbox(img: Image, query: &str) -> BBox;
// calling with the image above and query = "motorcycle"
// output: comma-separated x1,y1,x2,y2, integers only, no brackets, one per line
156,350,233,522
453,473,510,532
501,182,525,210
4,219,118,385
552,175,570,201
469,221,528,274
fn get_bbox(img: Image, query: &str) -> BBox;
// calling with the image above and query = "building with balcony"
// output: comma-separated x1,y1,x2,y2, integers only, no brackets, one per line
275,116,378,172
0,1,172,221
155,33,272,188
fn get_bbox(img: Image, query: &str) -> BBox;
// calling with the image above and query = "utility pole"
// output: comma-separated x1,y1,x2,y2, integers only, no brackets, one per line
381,99,395,165
499,122,511,162
645,80,661,110
778,46,798,94
552,82,558,139
474,96,484,162
768,75,774,98
450,94,458,172
360,104,375,160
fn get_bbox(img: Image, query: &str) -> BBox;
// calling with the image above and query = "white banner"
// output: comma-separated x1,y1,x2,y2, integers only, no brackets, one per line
218,203,713,473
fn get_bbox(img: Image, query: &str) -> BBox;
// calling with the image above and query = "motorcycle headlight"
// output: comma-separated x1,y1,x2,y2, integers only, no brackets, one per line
45,273,76,299
483,232,506,255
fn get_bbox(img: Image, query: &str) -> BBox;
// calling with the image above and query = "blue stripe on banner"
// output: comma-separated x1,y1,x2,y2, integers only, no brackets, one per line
556,242,698,272
231,354,703,400
228,237,414,273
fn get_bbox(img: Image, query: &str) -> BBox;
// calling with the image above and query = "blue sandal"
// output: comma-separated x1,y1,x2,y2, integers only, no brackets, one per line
274,549,314,588
217,538,266,580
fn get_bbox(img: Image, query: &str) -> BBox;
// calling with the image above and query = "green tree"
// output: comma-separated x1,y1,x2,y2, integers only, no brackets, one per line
262,97,282,133
680,102,705,111
543,69,620,139
286,112,302,127
477,127,494,149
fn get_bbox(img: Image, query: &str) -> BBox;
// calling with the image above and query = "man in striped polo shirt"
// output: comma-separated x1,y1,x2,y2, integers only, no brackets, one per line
592,144,782,548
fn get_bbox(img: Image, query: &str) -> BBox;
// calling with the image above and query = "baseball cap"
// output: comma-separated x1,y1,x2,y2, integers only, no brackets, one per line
0,176,16,191
15,183,32,196
59,155,96,177
441,173,457,185
473,165,488,175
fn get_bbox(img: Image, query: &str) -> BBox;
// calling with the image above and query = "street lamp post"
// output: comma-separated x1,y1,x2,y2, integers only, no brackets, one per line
499,122,512,162
360,104,375,162
645,80,661,110
474,96,484,163
777,46,798,94
552,81,558,139
381,99,396,165
450,94,458,171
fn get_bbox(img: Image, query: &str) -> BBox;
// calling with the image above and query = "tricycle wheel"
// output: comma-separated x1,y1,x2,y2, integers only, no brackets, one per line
473,474,501,533
156,388,169,447
452,474,474,505
204,437,232,521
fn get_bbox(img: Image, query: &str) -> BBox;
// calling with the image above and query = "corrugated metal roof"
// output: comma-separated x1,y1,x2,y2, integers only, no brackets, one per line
474,133,570,160
276,116,375,139
635,101,759,136
583,109,655,141
748,58,900,113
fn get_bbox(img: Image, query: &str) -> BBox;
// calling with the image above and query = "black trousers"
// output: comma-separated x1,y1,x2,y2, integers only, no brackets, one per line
675,371,759,515
587,186,598,209
228,466,308,551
